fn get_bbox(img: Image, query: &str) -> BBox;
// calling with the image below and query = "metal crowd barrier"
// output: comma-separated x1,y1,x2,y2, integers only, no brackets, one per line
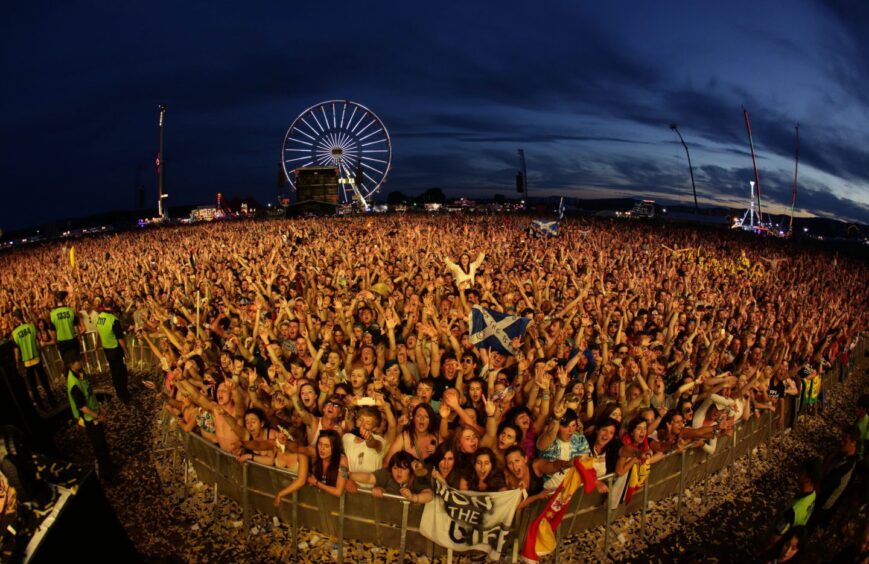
170,336,864,562
39,331,167,386
181,432,438,564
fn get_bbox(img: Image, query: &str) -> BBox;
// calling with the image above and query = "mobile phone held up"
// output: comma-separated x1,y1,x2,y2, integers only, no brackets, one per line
492,386,514,403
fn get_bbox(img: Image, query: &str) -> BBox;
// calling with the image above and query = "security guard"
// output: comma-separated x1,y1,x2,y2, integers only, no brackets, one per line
94,298,130,404
49,291,79,359
65,349,114,481
763,460,817,555
11,309,57,410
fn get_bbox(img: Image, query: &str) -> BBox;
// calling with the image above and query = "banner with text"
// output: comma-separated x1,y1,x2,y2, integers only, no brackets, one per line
419,479,524,560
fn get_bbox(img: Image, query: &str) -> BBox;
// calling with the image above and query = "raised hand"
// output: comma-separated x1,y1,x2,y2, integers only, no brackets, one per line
556,366,570,388
535,371,552,390
385,313,398,332
281,381,299,397
318,378,333,395
443,391,461,410
552,400,567,420
483,394,497,417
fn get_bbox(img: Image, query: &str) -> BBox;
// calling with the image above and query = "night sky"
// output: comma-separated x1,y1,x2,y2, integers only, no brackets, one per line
3,1,868,232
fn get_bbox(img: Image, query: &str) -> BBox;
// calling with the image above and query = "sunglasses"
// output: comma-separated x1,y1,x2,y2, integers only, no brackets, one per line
461,359,474,364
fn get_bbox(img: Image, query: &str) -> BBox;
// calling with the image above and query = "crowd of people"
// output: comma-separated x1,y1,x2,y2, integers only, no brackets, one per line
0,214,867,561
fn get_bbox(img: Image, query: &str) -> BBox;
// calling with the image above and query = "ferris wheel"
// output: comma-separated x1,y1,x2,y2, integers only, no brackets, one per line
282,100,392,207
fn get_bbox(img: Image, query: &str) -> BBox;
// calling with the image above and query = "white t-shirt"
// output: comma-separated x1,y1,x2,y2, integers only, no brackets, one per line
342,432,385,473
80,310,99,333
593,452,607,479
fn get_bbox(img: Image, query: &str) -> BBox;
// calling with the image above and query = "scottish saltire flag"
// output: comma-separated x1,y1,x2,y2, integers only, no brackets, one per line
531,219,558,237
469,306,530,355
530,197,564,237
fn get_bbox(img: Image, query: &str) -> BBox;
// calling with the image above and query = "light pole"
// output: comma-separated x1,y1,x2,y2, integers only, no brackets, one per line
669,124,699,211
157,104,168,220
517,149,528,209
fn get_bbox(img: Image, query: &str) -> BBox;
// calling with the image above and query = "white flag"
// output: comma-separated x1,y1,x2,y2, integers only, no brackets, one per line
419,478,524,560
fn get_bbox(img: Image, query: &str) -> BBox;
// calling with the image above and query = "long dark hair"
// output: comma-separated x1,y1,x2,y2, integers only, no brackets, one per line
431,441,454,470
496,421,523,446
623,417,649,450
405,403,438,446
430,442,461,488
298,380,322,417
472,447,506,492
594,402,622,426
463,378,487,426
587,417,621,475
503,405,533,430
312,430,343,486
459,253,471,274
588,417,619,449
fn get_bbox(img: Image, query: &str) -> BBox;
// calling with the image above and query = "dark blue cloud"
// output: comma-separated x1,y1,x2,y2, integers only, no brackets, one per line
0,1,867,232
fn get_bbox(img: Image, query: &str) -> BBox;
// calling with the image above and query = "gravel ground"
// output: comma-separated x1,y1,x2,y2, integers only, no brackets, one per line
51,358,869,563
563,355,869,564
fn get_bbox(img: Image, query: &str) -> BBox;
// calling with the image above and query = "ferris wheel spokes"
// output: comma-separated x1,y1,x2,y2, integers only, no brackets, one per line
282,100,391,205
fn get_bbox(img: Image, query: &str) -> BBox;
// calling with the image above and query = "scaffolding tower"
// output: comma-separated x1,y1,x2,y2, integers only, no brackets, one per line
733,181,763,231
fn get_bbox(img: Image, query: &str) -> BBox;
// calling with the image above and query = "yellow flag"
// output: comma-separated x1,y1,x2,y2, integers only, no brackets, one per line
69,246,76,268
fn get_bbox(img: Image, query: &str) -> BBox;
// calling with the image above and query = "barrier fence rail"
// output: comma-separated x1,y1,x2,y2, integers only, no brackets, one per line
38,331,167,387
166,335,865,563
